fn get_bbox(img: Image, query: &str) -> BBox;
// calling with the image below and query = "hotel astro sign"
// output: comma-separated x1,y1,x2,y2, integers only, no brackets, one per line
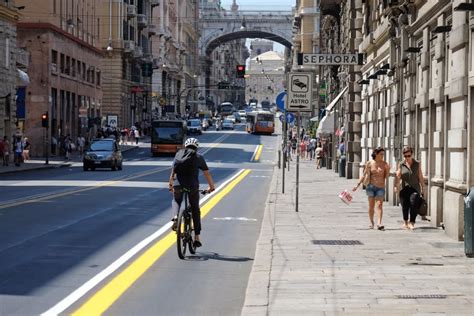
287,72,313,112
298,53,364,66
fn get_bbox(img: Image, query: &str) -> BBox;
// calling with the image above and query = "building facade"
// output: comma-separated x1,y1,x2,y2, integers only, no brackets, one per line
0,1,21,141
99,0,153,130
316,0,474,240
150,0,199,118
16,0,103,155
246,51,285,105
249,39,273,59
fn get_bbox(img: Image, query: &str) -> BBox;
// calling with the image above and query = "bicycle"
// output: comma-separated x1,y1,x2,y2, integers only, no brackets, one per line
175,188,208,259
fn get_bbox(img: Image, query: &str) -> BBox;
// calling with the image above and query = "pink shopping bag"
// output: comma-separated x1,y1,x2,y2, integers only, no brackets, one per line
339,189,353,205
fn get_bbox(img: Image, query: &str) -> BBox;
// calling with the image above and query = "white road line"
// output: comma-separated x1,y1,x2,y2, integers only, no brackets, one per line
41,169,246,316
213,217,257,222
250,145,259,162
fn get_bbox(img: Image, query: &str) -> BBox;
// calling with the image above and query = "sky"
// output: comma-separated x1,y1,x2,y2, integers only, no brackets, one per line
220,0,295,53
220,0,295,11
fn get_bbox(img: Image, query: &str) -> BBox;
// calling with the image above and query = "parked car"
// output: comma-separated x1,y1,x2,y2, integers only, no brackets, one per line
187,119,202,135
83,138,123,171
222,119,234,130
238,110,247,117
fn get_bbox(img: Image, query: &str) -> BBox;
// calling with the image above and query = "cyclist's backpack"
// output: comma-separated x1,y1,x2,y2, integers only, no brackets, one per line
173,148,197,175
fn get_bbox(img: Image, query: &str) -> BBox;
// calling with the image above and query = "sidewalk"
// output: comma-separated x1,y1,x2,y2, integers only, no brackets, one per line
242,159,473,315
0,142,142,175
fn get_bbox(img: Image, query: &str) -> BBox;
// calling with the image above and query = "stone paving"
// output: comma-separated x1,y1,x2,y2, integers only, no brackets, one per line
242,158,474,315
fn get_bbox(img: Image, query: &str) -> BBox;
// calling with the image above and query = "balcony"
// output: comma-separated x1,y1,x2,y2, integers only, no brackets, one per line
137,14,147,28
127,5,136,18
148,24,158,36
123,40,135,53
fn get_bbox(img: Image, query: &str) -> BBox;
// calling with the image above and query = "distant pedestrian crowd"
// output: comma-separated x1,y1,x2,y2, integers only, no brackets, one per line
0,135,30,167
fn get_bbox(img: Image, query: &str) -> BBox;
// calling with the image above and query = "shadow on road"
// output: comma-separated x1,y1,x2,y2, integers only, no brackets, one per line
185,252,253,262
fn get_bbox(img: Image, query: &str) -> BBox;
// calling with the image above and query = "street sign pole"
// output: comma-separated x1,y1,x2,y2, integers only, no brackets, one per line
296,111,300,212
45,126,49,165
282,111,286,194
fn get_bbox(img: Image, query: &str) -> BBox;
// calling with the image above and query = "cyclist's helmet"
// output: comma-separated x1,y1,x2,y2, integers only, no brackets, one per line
185,137,199,149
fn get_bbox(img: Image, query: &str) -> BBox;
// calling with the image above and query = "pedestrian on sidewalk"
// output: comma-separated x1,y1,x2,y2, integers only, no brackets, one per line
77,135,85,155
299,140,306,159
2,136,10,166
22,137,31,161
51,136,57,156
394,146,425,230
64,135,72,160
134,128,140,144
315,142,323,169
13,136,23,166
353,147,390,230
291,137,297,156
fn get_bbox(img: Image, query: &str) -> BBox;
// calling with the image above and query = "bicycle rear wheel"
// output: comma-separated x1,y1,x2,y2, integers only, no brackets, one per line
188,216,196,254
176,210,187,259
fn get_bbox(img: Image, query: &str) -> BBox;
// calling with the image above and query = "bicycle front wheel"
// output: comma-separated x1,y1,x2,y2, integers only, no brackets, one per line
176,210,187,259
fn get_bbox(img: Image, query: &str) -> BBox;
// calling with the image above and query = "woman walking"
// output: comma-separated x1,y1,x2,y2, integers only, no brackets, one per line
353,147,390,230
394,146,424,230
315,142,323,169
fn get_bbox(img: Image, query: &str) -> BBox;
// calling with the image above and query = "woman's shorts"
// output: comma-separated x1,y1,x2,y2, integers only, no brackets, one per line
366,184,385,198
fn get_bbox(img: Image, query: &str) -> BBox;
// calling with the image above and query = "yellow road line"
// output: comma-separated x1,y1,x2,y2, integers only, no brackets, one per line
0,168,168,210
254,145,263,162
71,169,252,316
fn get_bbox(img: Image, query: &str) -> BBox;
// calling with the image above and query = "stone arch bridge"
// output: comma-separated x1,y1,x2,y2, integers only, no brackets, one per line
198,10,293,105
199,10,293,56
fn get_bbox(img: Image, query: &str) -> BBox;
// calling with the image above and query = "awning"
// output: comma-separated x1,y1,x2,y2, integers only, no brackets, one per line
17,69,30,86
325,86,348,113
316,111,334,135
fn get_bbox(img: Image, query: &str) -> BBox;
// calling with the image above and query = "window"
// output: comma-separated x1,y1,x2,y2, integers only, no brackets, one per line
90,67,95,84
51,50,58,65
77,59,81,78
65,56,70,75
71,58,76,77
60,53,65,73
96,71,101,86
82,62,86,80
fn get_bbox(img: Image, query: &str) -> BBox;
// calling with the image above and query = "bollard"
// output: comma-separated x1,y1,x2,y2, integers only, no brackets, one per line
465,188,474,257
278,150,281,169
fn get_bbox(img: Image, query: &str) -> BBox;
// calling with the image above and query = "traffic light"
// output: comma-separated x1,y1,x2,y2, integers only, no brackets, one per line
41,112,48,128
236,65,246,78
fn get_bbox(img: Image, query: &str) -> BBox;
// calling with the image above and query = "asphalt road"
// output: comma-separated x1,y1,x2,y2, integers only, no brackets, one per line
0,124,278,316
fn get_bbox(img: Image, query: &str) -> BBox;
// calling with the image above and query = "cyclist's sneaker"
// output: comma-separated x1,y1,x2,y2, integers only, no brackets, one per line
193,240,202,248
171,216,177,231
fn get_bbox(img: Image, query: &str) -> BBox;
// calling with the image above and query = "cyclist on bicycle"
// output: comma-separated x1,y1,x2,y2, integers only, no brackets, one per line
169,137,215,248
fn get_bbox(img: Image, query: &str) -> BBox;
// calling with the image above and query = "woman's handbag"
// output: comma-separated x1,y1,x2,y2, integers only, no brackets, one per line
417,195,428,216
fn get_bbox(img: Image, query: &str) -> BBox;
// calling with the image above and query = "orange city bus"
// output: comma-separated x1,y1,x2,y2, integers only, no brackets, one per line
151,120,186,156
246,111,275,135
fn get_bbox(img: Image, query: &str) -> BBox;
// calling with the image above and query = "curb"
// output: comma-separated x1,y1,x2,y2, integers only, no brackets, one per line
241,134,282,315
0,162,73,175
0,145,139,175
